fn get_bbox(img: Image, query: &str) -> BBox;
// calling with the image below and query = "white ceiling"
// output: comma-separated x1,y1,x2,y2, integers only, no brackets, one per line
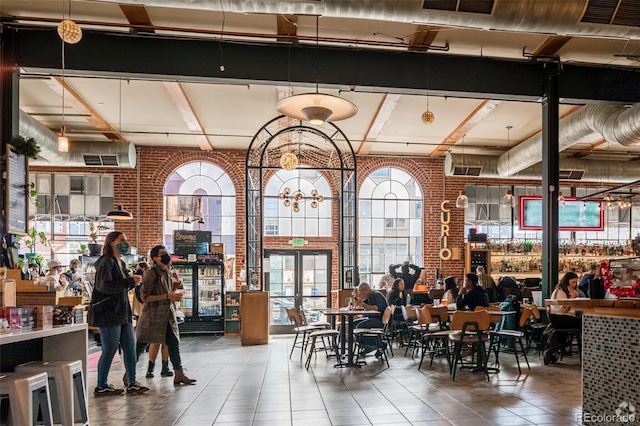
3,0,640,161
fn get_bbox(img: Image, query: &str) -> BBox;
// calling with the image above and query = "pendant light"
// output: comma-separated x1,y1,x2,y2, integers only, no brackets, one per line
58,32,69,152
57,0,82,44
421,51,434,124
276,16,357,125
107,205,133,220
501,126,516,208
455,134,469,209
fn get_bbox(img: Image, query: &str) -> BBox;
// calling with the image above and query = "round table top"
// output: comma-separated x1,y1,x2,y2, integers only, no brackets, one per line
319,308,381,316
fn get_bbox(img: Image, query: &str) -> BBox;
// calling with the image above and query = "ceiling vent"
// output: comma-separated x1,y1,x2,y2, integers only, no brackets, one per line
423,0,494,14
453,166,483,176
558,169,585,180
581,0,640,27
83,154,120,166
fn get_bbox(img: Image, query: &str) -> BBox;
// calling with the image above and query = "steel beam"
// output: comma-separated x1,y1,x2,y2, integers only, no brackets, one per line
11,27,640,103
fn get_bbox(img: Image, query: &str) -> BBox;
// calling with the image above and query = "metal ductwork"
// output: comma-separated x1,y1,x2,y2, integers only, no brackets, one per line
19,110,136,168
99,0,640,40
445,153,639,184
496,102,640,176
496,104,626,176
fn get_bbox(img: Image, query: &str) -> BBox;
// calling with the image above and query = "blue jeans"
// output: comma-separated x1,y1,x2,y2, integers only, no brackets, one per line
97,323,137,388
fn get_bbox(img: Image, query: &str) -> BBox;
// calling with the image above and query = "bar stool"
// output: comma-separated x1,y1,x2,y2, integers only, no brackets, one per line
0,371,53,426
15,361,89,426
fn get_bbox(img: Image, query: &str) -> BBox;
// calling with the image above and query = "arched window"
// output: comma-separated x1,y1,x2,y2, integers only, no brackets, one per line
358,167,423,286
163,162,236,254
264,168,332,236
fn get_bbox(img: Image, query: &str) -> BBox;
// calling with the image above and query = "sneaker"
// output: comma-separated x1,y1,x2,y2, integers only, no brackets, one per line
374,350,383,359
145,371,154,378
94,384,124,397
126,382,150,394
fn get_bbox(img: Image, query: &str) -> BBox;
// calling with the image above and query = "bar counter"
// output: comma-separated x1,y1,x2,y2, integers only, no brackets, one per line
544,299,639,421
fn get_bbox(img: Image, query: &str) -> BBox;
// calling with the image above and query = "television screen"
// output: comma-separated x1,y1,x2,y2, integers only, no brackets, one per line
519,196,604,231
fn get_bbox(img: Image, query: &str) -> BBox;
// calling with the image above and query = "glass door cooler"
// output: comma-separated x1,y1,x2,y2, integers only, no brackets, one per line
173,254,224,334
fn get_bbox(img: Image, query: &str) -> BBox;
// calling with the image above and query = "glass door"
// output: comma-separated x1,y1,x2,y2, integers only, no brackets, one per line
266,250,331,334
197,263,222,318
172,263,194,318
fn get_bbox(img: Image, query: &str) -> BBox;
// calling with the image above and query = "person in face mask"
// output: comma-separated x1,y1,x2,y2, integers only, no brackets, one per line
44,260,67,291
88,231,148,396
136,245,196,386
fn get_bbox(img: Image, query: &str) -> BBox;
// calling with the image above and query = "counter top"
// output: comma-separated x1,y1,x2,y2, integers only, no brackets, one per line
0,323,87,345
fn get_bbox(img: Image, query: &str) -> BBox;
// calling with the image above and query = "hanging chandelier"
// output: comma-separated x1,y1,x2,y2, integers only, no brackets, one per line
280,151,298,171
279,188,324,212
58,19,82,44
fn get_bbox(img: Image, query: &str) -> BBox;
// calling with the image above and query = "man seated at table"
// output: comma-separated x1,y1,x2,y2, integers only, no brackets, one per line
354,282,389,357
456,273,490,311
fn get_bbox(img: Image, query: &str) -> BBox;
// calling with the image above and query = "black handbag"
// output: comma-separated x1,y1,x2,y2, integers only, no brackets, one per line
90,291,116,313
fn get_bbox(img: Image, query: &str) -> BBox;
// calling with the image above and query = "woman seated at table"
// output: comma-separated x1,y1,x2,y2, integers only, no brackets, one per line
387,278,407,320
549,271,582,330
443,276,459,306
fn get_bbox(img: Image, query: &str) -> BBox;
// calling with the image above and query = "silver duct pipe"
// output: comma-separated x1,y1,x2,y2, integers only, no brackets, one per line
445,153,639,184
496,104,626,177
601,102,640,147
97,0,640,40
19,110,137,168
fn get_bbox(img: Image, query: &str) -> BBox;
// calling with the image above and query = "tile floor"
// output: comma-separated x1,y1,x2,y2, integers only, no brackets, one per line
86,335,583,425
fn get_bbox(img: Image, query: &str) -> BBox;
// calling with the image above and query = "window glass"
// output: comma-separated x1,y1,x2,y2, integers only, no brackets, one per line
358,167,423,286
163,162,236,255
263,168,332,237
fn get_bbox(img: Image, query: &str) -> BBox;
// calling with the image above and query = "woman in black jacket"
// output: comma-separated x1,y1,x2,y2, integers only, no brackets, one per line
387,278,407,321
89,231,147,396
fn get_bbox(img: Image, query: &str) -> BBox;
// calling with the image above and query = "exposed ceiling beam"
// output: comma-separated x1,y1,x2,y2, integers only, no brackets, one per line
119,5,155,33
517,104,583,144
358,93,401,155
531,35,572,57
408,25,440,52
276,15,297,44
15,28,640,103
45,77,127,142
429,99,501,157
570,139,607,158
163,81,213,150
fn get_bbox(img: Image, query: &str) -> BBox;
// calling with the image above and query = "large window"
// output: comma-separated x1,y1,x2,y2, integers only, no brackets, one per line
358,167,423,287
163,162,236,255
464,183,638,245
27,173,115,265
263,168,332,237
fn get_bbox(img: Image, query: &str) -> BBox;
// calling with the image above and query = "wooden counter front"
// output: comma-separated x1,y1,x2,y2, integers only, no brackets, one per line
544,298,640,318
240,291,269,345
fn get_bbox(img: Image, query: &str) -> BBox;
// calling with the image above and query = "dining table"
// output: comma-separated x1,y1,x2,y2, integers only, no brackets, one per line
319,308,380,368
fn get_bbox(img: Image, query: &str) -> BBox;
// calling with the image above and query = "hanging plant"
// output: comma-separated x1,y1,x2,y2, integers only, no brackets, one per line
10,135,41,159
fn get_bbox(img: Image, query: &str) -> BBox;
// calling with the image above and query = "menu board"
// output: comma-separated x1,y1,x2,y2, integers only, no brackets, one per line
173,230,211,257
6,144,28,235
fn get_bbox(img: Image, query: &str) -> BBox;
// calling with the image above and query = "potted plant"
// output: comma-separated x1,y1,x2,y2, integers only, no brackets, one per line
78,243,89,256
88,222,109,256
19,226,48,262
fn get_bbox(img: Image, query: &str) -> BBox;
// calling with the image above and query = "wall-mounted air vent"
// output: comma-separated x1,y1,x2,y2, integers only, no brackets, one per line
83,154,120,166
453,166,482,176
558,169,585,180
582,0,640,27
423,0,494,14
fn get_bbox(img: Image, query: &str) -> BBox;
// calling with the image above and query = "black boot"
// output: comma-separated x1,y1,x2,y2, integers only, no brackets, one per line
146,361,155,378
161,360,173,377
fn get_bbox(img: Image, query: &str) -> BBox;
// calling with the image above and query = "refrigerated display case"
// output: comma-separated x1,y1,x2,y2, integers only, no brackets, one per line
172,254,225,334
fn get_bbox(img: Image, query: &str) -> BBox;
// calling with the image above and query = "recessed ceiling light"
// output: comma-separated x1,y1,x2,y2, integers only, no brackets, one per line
97,102,105,106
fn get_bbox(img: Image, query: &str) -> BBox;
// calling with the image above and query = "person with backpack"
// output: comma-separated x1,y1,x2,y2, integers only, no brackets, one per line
136,245,196,386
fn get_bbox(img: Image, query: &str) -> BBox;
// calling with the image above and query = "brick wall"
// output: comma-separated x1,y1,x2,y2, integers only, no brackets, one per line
31,147,555,285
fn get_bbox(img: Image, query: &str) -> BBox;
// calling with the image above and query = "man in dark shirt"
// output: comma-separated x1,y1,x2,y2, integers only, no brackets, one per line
578,264,597,297
456,273,490,311
354,282,389,354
